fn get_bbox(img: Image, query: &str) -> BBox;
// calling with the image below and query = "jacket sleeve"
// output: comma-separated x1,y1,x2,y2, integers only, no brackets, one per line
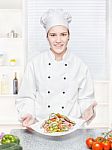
78,65,95,115
15,61,37,121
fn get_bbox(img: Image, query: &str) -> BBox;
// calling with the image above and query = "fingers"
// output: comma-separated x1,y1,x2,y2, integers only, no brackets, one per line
21,114,31,121
86,111,96,125
86,101,97,122
22,117,31,127
21,114,35,127
82,104,97,121
82,107,93,120
91,101,97,108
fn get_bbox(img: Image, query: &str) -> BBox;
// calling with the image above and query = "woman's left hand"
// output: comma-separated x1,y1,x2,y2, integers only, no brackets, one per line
81,101,97,123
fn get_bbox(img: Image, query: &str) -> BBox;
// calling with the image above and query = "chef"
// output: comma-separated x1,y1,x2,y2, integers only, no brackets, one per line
16,9,97,127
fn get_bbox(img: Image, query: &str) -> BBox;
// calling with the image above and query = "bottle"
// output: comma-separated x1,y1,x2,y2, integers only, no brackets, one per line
13,72,18,94
1,74,9,95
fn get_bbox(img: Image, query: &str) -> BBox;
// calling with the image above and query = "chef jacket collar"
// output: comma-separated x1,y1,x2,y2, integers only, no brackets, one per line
48,49,70,63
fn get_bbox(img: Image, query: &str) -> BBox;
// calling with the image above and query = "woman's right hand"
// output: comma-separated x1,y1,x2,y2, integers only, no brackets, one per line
21,114,36,127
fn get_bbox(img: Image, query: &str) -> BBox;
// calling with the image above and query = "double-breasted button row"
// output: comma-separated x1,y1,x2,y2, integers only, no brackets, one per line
47,62,67,96
47,105,64,109
47,91,65,94
48,62,68,67
48,62,67,80
48,76,66,80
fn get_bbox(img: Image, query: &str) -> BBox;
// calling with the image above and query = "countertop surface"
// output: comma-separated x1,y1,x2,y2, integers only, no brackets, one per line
11,128,108,150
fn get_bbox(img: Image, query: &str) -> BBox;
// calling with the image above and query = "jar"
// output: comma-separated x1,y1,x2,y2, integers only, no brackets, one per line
9,59,17,66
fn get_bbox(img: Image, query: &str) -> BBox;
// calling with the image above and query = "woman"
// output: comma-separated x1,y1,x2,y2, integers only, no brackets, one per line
16,9,97,127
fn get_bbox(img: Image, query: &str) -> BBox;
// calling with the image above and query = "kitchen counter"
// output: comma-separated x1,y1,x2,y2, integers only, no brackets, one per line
11,128,108,150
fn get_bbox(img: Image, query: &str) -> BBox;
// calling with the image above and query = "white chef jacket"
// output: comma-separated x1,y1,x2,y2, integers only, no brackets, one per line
16,50,95,121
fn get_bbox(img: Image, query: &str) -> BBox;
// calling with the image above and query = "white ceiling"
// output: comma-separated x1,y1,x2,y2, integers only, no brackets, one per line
0,0,22,9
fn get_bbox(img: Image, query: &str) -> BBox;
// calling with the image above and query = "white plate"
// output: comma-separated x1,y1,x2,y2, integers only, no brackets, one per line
29,118,85,136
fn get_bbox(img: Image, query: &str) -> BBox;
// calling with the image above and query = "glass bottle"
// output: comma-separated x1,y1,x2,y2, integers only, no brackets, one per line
1,74,9,95
13,72,18,94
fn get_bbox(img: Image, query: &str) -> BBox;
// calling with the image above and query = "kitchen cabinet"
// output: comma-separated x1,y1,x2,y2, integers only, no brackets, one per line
0,7,25,125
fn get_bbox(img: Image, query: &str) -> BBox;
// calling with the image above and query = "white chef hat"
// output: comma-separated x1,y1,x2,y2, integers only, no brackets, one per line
40,9,72,32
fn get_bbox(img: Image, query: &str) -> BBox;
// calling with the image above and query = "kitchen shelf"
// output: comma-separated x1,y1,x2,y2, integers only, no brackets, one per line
0,66,24,73
0,0,25,126
0,37,23,40
0,120,21,125
0,1,22,9
0,66,24,69
0,94,18,97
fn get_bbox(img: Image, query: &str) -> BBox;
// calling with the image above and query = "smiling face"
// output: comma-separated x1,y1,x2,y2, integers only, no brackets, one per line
47,25,70,61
